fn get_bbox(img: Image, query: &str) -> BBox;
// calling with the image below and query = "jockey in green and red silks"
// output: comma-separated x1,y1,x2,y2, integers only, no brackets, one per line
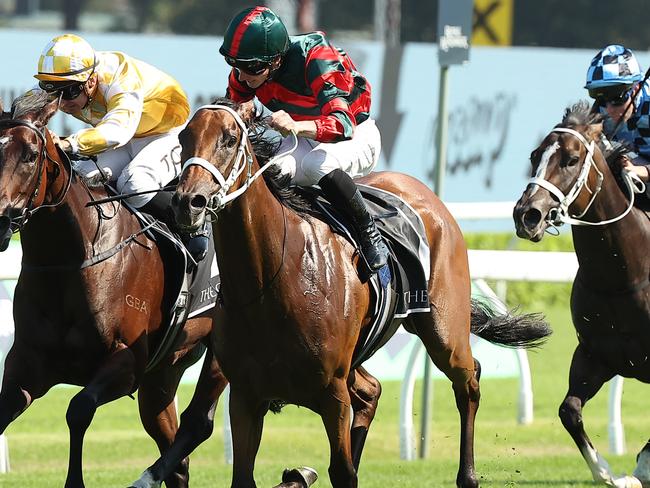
219,6,389,273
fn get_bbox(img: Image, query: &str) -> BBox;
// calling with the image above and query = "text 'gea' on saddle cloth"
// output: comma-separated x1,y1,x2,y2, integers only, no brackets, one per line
130,208,220,373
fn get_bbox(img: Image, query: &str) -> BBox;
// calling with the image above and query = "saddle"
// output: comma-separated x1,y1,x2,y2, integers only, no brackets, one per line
298,184,431,369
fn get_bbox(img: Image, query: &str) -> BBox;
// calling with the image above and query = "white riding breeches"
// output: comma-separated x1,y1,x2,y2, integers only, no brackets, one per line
274,118,382,186
73,127,183,208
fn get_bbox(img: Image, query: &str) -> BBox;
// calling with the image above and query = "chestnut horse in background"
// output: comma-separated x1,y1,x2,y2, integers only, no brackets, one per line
0,92,227,488
161,98,551,488
514,101,650,487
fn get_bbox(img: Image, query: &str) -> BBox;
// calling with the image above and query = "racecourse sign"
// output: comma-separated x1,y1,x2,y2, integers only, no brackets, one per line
437,0,473,66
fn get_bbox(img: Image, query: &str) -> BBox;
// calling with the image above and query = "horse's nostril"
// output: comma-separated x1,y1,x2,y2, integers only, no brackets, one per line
523,208,542,228
190,194,207,210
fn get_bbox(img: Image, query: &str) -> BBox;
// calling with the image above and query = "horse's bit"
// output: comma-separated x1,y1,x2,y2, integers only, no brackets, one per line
528,127,645,227
181,104,297,213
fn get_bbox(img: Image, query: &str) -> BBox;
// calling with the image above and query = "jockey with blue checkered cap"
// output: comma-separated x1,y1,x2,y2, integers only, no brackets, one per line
585,44,650,182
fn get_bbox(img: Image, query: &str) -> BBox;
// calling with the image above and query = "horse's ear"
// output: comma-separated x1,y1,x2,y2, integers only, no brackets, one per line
0,98,4,114
586,122,603,141
33,96,60,128
237,100,256,125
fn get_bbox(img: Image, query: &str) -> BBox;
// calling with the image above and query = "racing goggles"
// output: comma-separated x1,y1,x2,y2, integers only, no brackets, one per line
225,56,271,76
588,85,634,107
39,80,85,101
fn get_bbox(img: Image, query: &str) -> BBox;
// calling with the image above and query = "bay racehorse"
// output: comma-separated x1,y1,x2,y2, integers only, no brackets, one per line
0,91,228,488
161,98,551,488
513,101,650,487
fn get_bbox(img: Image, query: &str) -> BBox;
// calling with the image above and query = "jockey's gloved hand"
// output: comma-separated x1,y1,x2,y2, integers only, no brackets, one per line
83,167,113,185
50,132,73,154
58,138,73,154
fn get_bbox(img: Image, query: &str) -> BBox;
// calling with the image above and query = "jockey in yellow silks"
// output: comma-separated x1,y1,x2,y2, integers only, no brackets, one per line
33,33,208,261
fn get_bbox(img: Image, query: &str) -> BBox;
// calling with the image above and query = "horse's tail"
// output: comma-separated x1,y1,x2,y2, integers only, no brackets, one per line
470,298,551,349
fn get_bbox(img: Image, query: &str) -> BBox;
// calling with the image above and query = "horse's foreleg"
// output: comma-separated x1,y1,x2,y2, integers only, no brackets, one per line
0,379,30,433
0,346,52,432
229,386,268,488
633,441,650,483
559,344,619,485
348,366,381,470
65,342,138,488
136,363,186,488
320,378,357,488
131,349,228,488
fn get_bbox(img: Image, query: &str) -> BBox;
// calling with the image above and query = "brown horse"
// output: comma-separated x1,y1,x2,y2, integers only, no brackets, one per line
162,98,551,488
513,101,650,487
0,91,228,488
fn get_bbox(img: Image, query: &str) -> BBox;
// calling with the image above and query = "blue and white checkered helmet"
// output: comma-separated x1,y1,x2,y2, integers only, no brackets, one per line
585,45,643,89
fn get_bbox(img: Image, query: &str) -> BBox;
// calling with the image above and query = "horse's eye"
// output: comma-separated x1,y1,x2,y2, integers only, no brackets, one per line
565,154,580,167
21,144,38,164
226,135,237,148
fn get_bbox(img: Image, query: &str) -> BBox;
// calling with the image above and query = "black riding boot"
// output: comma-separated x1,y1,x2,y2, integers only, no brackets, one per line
319,169,389,272
140,191,209,264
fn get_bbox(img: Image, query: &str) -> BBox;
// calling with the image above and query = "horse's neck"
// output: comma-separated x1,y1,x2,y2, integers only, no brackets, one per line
213,177,293,296
20,170,102,265
571,167,649,285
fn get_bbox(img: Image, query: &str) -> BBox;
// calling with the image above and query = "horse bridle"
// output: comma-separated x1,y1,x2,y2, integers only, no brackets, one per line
0,118,72,231
528,127,645,227
181,104,297,214
180,104,295,307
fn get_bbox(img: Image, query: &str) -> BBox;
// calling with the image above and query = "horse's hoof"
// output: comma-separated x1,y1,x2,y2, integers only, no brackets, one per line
456,473,479,488
280,466,318,487
128,470,161,488
612,475,642,488
634,448,650,483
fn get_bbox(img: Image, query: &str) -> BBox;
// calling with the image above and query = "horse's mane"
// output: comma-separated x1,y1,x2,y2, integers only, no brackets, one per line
0,92,48,121
559,100,634,172
211,97,311,216
11,90,51,120
5,91,94,191
559,100,603,128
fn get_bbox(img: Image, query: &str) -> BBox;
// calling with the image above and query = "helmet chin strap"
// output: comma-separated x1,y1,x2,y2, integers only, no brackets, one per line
81,79,95,110
267,55,284,80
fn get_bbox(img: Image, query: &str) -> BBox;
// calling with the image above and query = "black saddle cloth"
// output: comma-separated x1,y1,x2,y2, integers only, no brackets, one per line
297,184,431,368
127,206,220,373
